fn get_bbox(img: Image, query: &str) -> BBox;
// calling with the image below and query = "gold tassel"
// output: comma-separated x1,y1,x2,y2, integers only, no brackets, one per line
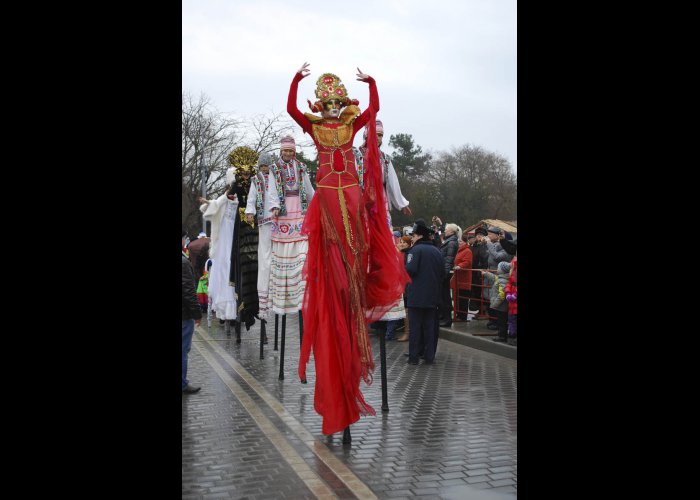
337,188,356,254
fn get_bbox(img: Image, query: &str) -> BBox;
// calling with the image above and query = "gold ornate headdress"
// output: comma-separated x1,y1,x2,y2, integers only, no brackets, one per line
307,73,359,113
227,146,258,175
315,73,349,103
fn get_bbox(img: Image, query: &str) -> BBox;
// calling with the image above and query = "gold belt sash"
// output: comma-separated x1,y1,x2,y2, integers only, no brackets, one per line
317,183,359,254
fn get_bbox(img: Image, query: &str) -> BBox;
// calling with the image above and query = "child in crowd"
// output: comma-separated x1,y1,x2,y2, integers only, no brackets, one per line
504,256,517,346
481,261,512,343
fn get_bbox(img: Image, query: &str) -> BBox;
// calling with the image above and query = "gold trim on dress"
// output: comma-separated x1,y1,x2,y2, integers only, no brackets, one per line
312,123,352,147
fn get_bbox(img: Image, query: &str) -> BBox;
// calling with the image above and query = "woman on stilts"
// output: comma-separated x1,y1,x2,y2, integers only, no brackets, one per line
288,62,409,441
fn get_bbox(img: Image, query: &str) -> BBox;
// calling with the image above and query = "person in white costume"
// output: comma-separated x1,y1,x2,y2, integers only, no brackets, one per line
245,152,279,323
197,167,239,329
353,120,412,340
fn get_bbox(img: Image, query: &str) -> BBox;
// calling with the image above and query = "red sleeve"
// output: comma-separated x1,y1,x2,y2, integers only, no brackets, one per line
287,73,311,135
354,77,379,132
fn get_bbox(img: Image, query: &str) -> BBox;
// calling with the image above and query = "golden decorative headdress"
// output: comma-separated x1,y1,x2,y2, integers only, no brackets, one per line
227,146,258,175
307,73,359,113
316,73,349,103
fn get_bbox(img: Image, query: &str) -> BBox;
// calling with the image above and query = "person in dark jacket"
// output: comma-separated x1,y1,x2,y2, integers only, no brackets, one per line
482,226,513,328
187,231,210,283
182,228,203,394
469,227,490,317
405,219,445,365
438,223,460,327
500,236,517,256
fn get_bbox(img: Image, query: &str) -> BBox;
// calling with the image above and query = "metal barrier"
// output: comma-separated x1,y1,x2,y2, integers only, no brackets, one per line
451,268,497,323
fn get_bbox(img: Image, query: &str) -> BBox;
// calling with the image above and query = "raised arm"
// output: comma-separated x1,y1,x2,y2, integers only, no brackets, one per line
287,62,312,135
354,68,380,131
199,193,230,219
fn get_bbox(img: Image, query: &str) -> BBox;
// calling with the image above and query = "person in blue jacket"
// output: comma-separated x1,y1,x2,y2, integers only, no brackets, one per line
404,219,445,365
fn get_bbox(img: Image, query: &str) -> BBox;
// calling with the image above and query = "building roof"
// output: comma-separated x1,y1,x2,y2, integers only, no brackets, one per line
463,219,518,235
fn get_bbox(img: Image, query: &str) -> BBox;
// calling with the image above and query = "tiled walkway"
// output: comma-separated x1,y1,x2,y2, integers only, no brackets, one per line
183,316,517,499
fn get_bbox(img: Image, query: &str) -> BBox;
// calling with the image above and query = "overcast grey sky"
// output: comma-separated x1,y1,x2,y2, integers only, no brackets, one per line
182,0,517,172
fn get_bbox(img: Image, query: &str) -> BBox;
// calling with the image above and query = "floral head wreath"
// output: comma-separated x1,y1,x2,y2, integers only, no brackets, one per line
227,146,258,175
307,72,360,113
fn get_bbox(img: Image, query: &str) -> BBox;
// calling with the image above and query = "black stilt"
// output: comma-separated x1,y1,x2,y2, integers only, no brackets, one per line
342,426,351,444
278,314,286,380
274,314,279,351
235,320,241,344
379,329,389,412
299,311,304,348
300,314,307,382
225,320,231,337
260,319,266,359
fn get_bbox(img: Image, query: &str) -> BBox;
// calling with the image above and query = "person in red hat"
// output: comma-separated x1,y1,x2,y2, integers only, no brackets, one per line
287,62,410,438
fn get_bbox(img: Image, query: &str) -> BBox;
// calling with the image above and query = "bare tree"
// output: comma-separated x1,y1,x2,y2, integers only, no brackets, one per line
239,112,296,157
395,143,516,227
182,96,315,235
182,91,241,233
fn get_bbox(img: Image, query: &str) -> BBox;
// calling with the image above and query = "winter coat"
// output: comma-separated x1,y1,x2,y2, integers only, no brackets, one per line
485,240,513,271
504,258,517,315
451,241,473,291
187,237,210,280
470,241,489,269
182,253,203,320
405,239,445,308
482,270,509,313
440,234,459,276
500,238,517,256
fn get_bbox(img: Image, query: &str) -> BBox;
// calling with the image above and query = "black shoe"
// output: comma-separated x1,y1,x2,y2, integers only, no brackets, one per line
182,384,201,394
507,338,517,346
424,359,436,365
487,324,499,330
492,337,507,343
407,359,419,365
404,352,424,358
439,320,452,327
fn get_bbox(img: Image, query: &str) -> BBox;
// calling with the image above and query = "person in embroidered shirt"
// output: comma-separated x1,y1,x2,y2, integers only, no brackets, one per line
267,135,315,318
245,152,279,326
288,62,410,438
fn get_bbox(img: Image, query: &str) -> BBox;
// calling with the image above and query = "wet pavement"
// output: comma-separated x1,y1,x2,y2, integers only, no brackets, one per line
183,316,517,499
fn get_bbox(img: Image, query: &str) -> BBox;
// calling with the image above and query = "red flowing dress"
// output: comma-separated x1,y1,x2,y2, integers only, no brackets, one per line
288,72,410,435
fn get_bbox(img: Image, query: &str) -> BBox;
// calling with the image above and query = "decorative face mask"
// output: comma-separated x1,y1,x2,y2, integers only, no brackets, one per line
322,99,342,118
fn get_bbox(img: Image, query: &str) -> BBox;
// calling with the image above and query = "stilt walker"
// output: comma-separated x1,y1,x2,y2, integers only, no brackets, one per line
245,152,279,356
228,147,260,343
354,120,413,411
287,63,409,440
268,135,315,375
198,169,239,333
